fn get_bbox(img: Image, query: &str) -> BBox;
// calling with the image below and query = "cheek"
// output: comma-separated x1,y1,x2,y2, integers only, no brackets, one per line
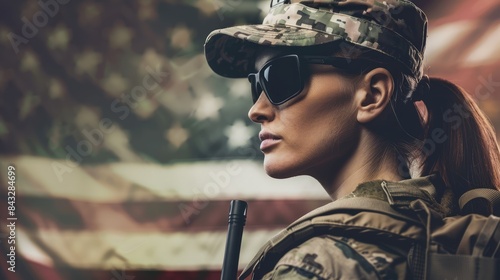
296,76,358,144
298,110,359,160
264,77,360,176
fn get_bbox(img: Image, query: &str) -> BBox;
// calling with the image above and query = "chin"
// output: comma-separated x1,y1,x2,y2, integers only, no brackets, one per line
263,155,301,179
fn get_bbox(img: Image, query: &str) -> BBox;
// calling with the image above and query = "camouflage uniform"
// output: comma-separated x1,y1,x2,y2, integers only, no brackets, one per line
260,235,405,279
240,176,444,279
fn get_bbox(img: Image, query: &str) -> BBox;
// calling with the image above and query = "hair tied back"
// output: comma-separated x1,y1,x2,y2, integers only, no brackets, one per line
412,75,431,102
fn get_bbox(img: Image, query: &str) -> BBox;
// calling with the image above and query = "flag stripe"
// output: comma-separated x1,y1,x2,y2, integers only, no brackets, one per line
3,256,224,280
13,196,328,232
17,228,280,270
0,156,327,202
462,21,500,66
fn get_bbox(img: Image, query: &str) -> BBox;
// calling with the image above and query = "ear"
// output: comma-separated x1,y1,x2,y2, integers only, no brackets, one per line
355,68,394,124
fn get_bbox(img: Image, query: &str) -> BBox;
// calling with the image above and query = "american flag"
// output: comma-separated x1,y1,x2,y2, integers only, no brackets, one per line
0,0,499,279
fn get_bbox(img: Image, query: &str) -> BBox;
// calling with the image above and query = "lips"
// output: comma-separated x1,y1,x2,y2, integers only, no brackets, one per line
259,131,281,151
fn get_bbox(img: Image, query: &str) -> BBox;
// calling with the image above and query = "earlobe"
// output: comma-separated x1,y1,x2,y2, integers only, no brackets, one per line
356,68,394,124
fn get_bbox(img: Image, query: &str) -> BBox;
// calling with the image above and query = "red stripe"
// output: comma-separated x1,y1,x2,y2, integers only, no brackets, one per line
1,255,226,280
429,0,498,26
8,195,329,232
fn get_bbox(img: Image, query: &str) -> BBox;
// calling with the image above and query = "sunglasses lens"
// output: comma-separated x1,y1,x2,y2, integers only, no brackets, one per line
261,56,302,104
248,74,262,103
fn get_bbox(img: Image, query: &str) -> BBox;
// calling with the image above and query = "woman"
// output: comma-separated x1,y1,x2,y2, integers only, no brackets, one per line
204,0,500,279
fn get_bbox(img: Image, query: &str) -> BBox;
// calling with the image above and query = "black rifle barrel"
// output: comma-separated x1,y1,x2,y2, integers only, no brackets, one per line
221,200,248,280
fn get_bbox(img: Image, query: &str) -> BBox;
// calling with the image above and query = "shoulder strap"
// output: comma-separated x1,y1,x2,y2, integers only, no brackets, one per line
459,188,500,216
473,216,500,257
290,191,423,227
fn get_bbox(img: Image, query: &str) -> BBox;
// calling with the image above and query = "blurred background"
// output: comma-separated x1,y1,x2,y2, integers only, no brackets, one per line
0,0,499,279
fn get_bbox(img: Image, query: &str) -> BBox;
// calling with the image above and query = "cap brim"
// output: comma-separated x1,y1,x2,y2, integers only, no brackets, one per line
204,24,342,78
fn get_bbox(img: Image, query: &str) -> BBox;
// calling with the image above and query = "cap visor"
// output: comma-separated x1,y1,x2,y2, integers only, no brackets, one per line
204,24,341,78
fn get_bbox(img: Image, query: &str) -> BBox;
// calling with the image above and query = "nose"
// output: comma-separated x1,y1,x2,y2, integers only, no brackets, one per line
248,91,275,123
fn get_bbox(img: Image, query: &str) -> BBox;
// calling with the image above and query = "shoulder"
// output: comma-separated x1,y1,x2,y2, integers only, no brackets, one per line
262,235,408,280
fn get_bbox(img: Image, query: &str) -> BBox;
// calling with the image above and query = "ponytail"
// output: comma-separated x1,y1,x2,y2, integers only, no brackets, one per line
420,78,500,197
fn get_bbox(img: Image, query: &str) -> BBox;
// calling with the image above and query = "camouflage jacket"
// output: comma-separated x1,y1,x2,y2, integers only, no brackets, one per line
240,175,446,280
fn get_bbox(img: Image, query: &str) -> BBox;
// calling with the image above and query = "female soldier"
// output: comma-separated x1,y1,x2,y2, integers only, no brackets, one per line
204,0,500,279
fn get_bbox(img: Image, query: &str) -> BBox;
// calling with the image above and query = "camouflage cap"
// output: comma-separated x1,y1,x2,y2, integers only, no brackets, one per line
204,0,427,79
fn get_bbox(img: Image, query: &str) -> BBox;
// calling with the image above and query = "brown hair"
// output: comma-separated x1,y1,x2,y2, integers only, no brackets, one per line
421,78,500,195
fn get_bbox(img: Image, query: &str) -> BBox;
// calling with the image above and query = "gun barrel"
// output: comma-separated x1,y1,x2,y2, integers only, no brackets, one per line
221,200,248,280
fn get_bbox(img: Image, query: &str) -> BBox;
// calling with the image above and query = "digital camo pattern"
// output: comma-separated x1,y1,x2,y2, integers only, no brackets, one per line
240,176,440,279
205,0,427,79
260,235,405,279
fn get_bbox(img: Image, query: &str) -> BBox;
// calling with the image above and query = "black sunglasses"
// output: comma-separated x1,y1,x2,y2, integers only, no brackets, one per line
248,54,365,105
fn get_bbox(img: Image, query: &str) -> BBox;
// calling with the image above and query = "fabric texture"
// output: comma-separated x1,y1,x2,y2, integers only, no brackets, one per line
241,175,444,279
204,0,427,79
261,235,407,279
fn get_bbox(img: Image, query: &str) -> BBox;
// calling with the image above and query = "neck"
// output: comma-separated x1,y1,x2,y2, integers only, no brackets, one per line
315,131,404,200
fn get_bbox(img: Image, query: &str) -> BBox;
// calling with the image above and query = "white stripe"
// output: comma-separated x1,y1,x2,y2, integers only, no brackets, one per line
0,156,127,202
424,20,477,65
462,21,500,67
1,156,327,202
110,159,325,200
18,227,280,270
